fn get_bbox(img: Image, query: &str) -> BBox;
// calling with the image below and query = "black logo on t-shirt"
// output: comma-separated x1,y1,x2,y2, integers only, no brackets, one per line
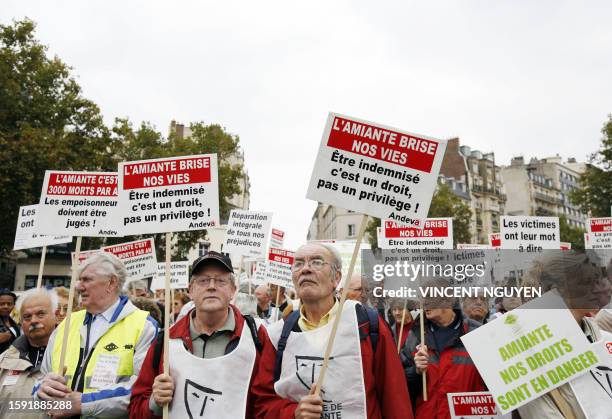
184,379,223,418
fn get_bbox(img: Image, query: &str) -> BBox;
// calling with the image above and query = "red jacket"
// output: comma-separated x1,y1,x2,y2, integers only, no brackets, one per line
400,311,486,419
251,311,414,419
128,305,269,419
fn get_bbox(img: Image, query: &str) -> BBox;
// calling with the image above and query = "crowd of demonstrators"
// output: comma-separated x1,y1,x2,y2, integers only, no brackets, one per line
252,243,413,419
130,251,269,418
0,289,21,354
400,278,486,418
34,252,158,418
0,288,57,418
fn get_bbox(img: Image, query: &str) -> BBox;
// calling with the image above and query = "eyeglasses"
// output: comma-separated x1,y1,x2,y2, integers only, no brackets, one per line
22,310,49,322
192,276,232,288
291,258,331,272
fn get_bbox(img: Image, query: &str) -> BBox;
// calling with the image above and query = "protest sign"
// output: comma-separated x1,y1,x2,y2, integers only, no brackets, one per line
489,233,501,248
251,261,268,286
14,205,72,250
306,113,447,227
102,238,157,281
588,217,612,233
559,242,572,250
118,154,219,235
266,248,294,288
380,218,453,249
224,210,272,258
461,292,599,414
500,216,560,251
270,228,285,249
71,249,100,265
151,262,189,290
38,171,120,236
585,232,612,250
447,392,501,418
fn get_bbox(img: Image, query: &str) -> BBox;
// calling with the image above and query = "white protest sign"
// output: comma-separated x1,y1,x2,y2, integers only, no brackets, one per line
457,244,492,250
306,113,447,226
461,292,599,414
38,171,120,237
13,205,72,250
266,248,294,288
489,233,501,248
118,154,219,234
500,216,560,251
151,262,189,290
380,218,453,249
251,261,268,286
447,392,502,418
588,217,612,233
224,210,272,258
102,238,157,281
270,228,285,249
585,232,612,249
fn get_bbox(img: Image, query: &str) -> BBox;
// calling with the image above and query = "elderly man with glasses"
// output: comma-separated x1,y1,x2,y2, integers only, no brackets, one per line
129,251,270,419
253,243,413,419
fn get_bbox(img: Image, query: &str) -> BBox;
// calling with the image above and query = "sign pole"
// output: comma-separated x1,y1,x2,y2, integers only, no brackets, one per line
275,284,282,321
36,245,47,289
57,236,82,375
396,298,409,354
162,232,171,419
314,214,368,396
420,300,428,401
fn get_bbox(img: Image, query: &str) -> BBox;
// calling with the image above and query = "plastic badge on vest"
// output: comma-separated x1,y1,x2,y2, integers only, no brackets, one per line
2,370,20,386
89,354,120,389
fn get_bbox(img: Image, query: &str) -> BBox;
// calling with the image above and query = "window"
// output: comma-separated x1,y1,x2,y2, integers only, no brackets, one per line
198,241,211,256
348,224,356,237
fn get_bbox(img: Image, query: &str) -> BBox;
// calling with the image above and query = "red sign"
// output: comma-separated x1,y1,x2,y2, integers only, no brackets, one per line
268,247,295,265
590,218,612,233
122,156,211,189
606,342,612,355
450,393,497,416
326,116,438,173
272,229,284,239
47,173,117,197
384,219,448,238
103,239,153,259
489,233,501,248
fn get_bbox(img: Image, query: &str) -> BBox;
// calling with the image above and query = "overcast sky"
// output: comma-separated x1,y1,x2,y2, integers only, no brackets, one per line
4,1,612,249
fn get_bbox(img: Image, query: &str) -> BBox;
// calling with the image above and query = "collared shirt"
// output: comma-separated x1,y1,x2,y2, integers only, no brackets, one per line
189,308,235,358
298,300,339,331
87,297,121,351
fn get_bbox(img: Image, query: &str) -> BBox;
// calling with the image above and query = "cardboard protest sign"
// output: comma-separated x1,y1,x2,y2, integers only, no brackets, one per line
151,262,189,290
14,205,72,250
38,171,120,237
266,248,294,288
306,113,447,226
447,392,502,418
224,210,272,258
270,228,285,249
380,218,453,249
102,238,157,280
489,233,501,248
588,217,612,233
118,154,219,235
461,292,599,414
500,216,560,251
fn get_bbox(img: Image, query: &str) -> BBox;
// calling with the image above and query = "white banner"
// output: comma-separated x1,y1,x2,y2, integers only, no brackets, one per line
306,113,446,226
118,154,219,234
102,238,157,281
38,171,120,237
151,262,190,290
224,210,272,258
500,216,560,251
13,204,72,250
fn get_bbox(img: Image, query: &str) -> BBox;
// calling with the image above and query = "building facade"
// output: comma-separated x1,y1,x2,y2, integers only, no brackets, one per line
501,156,587,229
307,203,373,242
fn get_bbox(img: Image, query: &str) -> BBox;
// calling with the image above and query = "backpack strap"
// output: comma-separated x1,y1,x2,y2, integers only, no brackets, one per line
243,314,263,353
152,330,164,371
273,310,301,382
355,303,379,354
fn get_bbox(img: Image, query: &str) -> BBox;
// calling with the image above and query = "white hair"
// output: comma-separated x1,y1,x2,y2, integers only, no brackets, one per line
76,252,128,294
16,288,58,315
317,243,343,273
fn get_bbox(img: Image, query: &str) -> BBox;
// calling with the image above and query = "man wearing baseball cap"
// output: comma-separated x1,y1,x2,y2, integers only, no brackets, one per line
129,251,270,419
0,289,20,355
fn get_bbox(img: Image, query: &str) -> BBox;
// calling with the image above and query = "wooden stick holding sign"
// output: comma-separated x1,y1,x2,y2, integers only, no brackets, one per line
163,232,172,419
36,245,47,289
396,298,409,354
57,236,82,374
275,284,282,321
314,214,368,396
420,300,427,401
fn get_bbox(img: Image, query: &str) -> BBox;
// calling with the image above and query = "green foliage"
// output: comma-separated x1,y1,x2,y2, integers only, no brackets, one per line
570,114,612,217
365,183,472,249
559,215,585,250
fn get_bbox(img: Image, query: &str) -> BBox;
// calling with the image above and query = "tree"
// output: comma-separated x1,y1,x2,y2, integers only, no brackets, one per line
0,19,115,254
559,215,585,250
365,183,472,248
570,114,612,217
108,119,246,259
